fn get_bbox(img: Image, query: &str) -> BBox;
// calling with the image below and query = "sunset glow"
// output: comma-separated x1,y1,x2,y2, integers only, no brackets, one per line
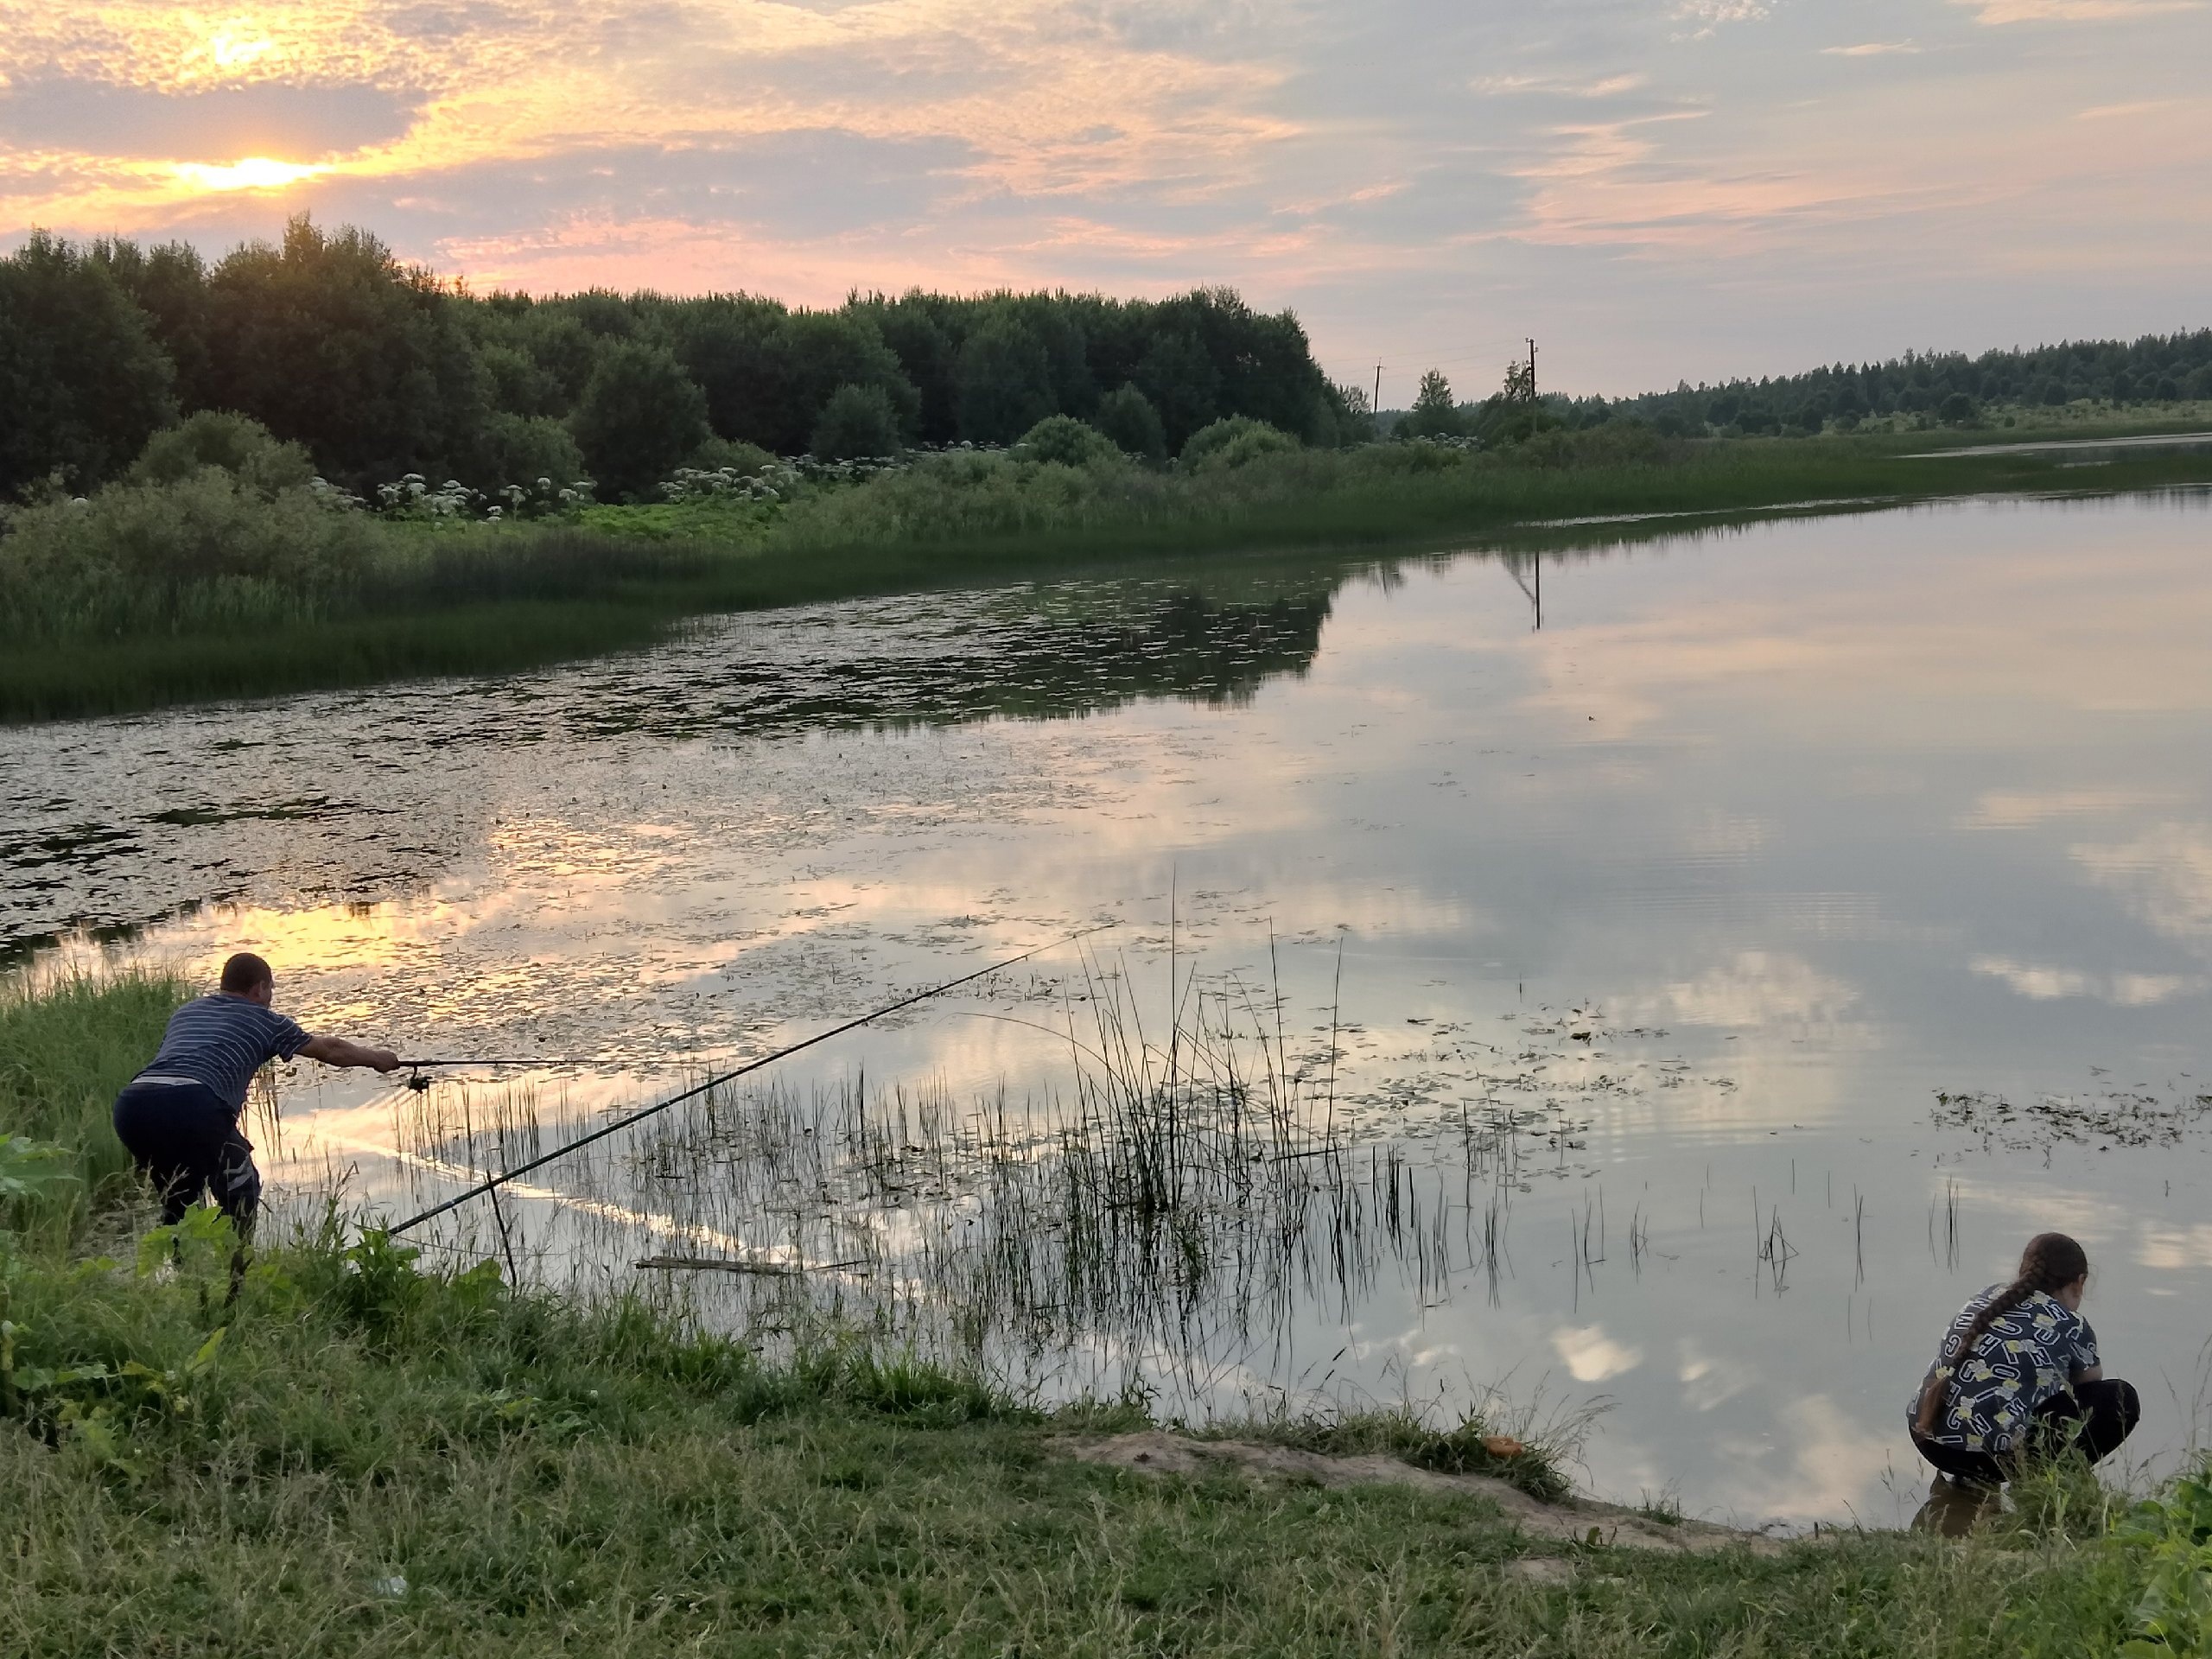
173,156,327,192
3,0,2208,390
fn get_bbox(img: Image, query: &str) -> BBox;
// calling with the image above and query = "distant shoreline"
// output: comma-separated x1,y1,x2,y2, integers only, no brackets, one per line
7,426,2212,726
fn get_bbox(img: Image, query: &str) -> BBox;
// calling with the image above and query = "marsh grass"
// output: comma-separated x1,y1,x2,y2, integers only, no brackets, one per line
11,433,2212,722
0,969,187,1242
0,595,686,723
2,975,2202,1656
460,949,1566,1430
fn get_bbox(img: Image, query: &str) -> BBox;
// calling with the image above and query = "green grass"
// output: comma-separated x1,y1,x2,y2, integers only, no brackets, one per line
9,428,2212,724
0,1221,2167,1659
3,972,2208,1656
0,970,188,1243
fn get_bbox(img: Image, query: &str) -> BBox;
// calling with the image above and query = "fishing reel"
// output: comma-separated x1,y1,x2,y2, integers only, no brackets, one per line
404,1066,433,1094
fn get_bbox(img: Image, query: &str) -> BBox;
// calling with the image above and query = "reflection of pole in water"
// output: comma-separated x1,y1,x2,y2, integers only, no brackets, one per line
1505,555,1544,631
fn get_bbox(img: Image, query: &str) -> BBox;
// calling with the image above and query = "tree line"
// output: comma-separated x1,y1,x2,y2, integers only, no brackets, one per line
0,218,1370,502
1565,333,2212,436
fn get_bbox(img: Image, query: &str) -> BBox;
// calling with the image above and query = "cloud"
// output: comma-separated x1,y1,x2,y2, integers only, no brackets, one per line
1952,0,2202,19
1473,72,1649,99
1657,950,1859,1029
1497,109,1991,254
0,0,1304,230
1677,1340,1751,1410
1673,0,1772,36
1969,955,2204,1005
1821,41,1922,54
173,157,327,193
1553,1324,1643,1382
1716,1393,1894,1519
2071,824,2212,954
2078,99,2178,118
2138,1224,2212,1270
1959,789,2183,830
0,77,422,162
3,0,2211,396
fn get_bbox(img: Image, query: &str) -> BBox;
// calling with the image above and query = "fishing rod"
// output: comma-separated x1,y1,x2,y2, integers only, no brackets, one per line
393,1058,591,1093
397,1058,593,1067
384,924,1111,1236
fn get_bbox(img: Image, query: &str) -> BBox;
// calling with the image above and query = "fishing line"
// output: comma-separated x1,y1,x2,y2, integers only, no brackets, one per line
384,924,1114,1236
397,1058,594,1068
393,1057,593,1093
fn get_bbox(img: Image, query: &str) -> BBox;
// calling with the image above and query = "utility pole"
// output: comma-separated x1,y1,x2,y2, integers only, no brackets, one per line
1373,362,1382,413
1527,338,1538,400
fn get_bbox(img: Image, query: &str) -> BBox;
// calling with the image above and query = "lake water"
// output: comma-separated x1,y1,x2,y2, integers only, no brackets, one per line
10,487,2212,1529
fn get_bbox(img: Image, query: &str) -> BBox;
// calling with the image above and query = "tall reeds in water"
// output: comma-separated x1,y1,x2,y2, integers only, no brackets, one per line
393,950,1546,1416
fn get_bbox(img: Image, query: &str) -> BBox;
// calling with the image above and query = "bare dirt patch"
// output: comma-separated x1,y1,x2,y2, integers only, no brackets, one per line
1057,1430,1787,1555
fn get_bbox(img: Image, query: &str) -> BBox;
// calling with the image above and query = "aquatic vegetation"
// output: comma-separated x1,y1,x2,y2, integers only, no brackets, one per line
1932,1088,2212,1152
0,972,2203,1656
8,427,2212,722
385,950,1636,1439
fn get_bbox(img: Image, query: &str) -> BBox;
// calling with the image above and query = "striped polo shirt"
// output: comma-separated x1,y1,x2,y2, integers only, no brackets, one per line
136,994,312,1114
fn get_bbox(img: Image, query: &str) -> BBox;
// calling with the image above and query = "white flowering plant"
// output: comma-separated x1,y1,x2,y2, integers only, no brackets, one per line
371,474,594,524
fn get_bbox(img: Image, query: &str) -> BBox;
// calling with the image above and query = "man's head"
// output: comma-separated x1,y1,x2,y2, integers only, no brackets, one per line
219,951,275,1006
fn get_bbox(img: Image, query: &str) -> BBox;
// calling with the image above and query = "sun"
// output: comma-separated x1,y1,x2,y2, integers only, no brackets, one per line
205,30,276,72
173,156,328,193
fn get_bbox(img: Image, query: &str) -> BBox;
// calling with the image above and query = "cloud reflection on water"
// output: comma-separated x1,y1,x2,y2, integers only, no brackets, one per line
7,492,2212,1526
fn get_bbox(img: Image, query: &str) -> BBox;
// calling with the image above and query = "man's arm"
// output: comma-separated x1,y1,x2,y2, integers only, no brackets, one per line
299,1034,402,1072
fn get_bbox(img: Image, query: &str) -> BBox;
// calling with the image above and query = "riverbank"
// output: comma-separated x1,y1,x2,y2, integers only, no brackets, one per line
7,426,2212,725
3,973,2202,1656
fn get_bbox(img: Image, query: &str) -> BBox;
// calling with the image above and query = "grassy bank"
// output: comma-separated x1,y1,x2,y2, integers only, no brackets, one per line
0,969,189,1244
8,425,2212,725
6,976,2211,1656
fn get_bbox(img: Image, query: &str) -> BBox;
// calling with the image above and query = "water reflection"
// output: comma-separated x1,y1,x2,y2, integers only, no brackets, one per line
9,489,2212,1529
0,578,1339,959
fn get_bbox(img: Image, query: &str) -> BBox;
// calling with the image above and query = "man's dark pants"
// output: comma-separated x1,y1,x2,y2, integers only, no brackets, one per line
112,1080,261,1231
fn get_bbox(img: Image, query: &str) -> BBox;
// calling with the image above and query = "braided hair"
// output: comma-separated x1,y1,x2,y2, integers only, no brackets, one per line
1915,1232,2089,1438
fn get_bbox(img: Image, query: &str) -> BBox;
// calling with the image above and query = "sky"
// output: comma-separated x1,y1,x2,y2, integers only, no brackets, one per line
2,0,2208,397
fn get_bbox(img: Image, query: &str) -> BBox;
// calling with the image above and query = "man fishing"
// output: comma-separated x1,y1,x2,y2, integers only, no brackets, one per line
113,952,400,1234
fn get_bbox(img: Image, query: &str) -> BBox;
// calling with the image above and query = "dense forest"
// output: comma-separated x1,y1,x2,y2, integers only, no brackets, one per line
1548,330,2212,437
5,216,2208,506
0,219,1369,501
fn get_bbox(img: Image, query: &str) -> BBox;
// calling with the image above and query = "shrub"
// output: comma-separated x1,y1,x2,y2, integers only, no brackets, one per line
569,341,710,501
129,411,315,496
1017,415,1121,467
1180,416,1299,474
0,470,378,636
810,384,903,461
685,435,779,474
1937,391,1980,426
1510,421,1672,470
1091,384,1166,462
779,448,1159,550
474,412,586,495
1398,370,1466,440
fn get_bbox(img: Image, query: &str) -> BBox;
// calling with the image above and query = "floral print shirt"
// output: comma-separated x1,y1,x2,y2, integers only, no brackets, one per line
1907,1286,2099,1452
